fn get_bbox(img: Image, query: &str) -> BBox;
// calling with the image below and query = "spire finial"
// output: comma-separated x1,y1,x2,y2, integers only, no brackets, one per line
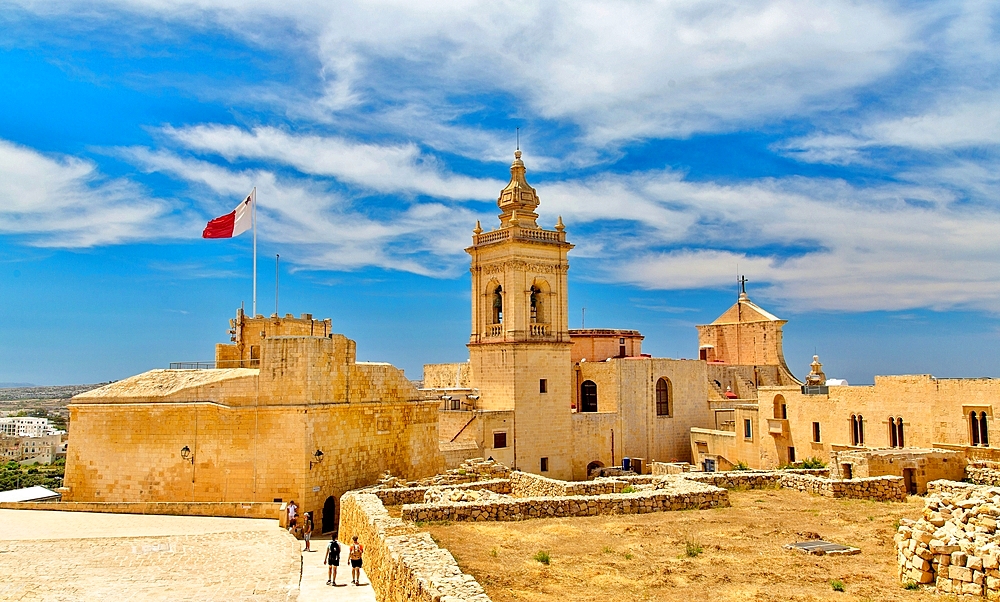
516,127,519,151
555,215,565,232
738,275,748,300
473,220,482,235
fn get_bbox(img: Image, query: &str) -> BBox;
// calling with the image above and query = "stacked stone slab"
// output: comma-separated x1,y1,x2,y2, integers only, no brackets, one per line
896,480,1000,598
340,492,491,602
968,465,1000,487
372,479,512,506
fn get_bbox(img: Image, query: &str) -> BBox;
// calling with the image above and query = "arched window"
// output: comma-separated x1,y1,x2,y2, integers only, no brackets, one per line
972,411,981,446
580,380,598,413
889,416,898,448
773,394,787,420
896,417,905,448
656,378,671,416
529,285,541,323
492,285,503,324
858,414,864,446
981,412,989,447
851,415,859,446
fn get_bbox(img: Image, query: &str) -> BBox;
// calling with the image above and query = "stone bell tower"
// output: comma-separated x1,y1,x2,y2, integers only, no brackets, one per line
467,150,574,479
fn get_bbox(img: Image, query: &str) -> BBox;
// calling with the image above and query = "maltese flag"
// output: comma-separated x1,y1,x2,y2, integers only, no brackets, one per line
202,194,253,238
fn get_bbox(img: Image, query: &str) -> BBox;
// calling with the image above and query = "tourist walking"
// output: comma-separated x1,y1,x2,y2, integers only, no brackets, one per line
349,535,364,585
325,538,341,586
286,500,298,533
303,512,314,551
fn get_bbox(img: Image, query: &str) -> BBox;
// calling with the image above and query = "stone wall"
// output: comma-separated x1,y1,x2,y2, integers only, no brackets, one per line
401,479,728,523
967,465,1000,487
339,492,491,602
682,469,904,501
373,479,512,506
509,471,625,497
0,500,281,519
651,462,693,475
895,482,1000,597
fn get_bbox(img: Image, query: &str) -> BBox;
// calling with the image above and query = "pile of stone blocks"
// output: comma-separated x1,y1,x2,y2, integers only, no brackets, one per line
895,481,1000,597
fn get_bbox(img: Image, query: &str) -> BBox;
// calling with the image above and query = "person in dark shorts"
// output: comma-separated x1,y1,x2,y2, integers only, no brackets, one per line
325,538,341,586
349,535,364,585
286,500,298,533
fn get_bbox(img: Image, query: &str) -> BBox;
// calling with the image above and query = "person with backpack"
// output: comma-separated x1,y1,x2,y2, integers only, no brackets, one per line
349,535,364,585
325,538,341,586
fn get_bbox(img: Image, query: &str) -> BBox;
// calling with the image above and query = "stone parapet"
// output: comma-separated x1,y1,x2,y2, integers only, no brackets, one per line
0,500,281,519
509,471,625,497
372,479,512,506
895,481,1000,597
339,492,491,602
401,479,728,523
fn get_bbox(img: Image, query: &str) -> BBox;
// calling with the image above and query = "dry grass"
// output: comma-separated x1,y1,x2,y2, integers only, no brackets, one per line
422,489,946,602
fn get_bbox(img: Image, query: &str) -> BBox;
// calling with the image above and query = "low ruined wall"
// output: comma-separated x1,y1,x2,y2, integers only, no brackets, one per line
0,500,281,519
966,465,1000,487
339,492,491,602
650,462,693,476
402,480,728,523
681,470,904,501
895,483,1000,596
509,471,625,497
373,479,512,506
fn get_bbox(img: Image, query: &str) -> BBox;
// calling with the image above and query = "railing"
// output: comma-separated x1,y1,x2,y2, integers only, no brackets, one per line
169,360,258,369
529,323,548,337
473,226,565,246
486,325,503,338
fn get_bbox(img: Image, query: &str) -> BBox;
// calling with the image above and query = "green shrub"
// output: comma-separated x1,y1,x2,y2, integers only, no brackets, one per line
684,541,703,558
601,545,613,554
903,580,919,590
624,552,634,560
830,580,845,592
621,485,637,493
802,457,827,469
533,550,550,565
734,461,750,471
490,548,498,558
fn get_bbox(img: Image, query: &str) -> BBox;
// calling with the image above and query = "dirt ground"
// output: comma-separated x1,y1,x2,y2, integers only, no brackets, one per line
422,489,952,602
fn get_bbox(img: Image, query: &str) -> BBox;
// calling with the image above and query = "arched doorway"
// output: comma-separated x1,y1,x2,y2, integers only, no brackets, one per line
322,495,338,534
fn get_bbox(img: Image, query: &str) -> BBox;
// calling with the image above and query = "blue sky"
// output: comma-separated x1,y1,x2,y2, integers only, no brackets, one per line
2,1,1000,386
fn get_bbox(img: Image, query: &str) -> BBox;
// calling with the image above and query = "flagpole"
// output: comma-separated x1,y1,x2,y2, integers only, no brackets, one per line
252,187,257,317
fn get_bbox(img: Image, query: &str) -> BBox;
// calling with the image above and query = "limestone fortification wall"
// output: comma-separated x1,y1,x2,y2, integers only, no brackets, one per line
373,479,512,506
509,471,625,497
401,479,729,523
339,492,491,602
0,500,281,518
682,470,904,501
895,480,1000,597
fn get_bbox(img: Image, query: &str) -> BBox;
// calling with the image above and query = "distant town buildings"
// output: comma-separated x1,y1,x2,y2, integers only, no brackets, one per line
0,417,66,465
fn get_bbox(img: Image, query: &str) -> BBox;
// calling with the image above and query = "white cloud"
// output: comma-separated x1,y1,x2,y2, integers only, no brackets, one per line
0,139,178,247
162,124,503,200
122,146,479,276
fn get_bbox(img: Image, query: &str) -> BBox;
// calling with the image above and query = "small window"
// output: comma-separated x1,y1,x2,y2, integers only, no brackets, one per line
812,422,821,443
743,418,752,439
788,447,796,463
580,380,598,413
539,379,547,394
655,378,671,417
493,432,507,449
619,338,625,345
540,457,549,472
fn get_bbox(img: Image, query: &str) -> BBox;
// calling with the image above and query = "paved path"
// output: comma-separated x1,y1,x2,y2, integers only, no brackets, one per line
0,509,299,601
298,536,376,602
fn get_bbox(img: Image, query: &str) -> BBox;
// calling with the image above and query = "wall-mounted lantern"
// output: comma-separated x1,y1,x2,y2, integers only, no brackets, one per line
310,449,324,469
180,445,194,464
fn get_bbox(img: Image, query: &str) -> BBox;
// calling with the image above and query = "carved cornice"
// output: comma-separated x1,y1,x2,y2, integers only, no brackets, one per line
480,260,569,275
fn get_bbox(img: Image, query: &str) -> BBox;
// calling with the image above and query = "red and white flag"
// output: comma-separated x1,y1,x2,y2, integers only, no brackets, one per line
202,193,253,239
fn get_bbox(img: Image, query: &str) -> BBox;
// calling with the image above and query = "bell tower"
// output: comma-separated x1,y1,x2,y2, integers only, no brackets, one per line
467,150,574,479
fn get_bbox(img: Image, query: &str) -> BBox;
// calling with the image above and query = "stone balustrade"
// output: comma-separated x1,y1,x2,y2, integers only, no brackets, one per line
339,492,491,602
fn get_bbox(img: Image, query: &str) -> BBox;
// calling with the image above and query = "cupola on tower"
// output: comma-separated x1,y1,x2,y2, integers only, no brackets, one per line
466,150,574,478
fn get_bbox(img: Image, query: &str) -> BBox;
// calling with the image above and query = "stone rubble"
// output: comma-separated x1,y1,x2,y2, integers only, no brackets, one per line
423,487,505,504
896,479,1000,598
